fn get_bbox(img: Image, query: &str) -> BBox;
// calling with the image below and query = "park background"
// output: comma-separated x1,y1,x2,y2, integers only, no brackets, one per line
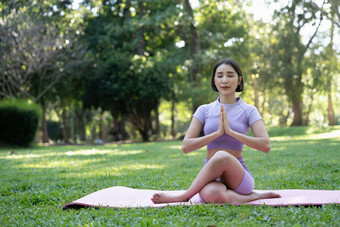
0,0,339,145
1,1,340,226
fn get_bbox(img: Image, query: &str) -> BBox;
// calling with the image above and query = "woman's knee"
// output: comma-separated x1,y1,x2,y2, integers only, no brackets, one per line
211,150,234,165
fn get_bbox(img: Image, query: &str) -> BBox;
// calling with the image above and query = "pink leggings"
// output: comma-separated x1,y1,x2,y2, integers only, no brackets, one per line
202,157,254,195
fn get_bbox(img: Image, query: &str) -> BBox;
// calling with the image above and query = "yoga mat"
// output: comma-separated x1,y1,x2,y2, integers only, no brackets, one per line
63,186,340,209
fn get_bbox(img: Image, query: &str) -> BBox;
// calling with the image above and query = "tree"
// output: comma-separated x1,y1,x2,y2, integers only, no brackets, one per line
309,0,340,28
82,0,175,142
318,17,338,125
0,11,64,102
0,2,86,143
271,0,325,125
173,0,249,109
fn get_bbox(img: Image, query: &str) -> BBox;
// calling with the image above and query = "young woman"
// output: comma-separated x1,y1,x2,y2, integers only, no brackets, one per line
152,58,281,204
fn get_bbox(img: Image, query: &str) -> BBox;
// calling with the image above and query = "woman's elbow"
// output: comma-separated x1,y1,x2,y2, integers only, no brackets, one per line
262,142,271,153
181,141,193,153
181,145,190,154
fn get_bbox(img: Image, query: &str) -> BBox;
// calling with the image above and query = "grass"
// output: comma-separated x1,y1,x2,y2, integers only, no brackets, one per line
0,126,339,226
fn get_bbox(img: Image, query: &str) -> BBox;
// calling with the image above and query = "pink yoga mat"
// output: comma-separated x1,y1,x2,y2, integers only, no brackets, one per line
63,186,340,209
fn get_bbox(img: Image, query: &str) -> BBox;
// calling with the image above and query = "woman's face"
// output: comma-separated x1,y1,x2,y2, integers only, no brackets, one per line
214,64,241,95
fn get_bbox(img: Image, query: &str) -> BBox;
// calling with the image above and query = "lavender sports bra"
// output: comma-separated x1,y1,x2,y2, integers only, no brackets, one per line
193,97,262,151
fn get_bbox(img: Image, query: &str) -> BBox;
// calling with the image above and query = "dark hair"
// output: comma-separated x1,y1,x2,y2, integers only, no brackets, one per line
211,58,244,92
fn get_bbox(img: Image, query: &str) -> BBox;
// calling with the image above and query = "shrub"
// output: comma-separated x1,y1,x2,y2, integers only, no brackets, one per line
47,120,63,141
0,99,41,147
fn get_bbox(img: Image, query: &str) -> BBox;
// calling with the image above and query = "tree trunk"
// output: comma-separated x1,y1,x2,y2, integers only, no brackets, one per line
71,111,76,144
91,123,96,142
261,90,267,121
137,2,145,55
119,115,128,140
171,99,176,138
111,111,119,141
88,111,96,142
184,0,200,114
75,108,86,141
291,100,303,126
61,105,69,144
136,117,150,142
327,17,336,126
99,111,103,141
154,107,160,139
139,130,149,142
184,0,200,84
111,111,128,141
251,74,260,114
305,94,314,126
327,77,336,125
41,102,49,144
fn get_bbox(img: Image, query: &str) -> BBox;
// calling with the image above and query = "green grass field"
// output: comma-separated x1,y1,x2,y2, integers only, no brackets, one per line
1,126,339,226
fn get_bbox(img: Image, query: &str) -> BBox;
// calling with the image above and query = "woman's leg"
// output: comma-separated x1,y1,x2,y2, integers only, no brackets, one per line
152,151,280,204
152,151,247,204
199,181,280,204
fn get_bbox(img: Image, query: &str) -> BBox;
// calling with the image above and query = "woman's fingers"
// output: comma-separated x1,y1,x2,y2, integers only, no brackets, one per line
217,106,224,136
222,106,232,134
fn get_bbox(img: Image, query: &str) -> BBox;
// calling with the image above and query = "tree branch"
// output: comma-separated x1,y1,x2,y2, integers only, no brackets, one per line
304,14,323,51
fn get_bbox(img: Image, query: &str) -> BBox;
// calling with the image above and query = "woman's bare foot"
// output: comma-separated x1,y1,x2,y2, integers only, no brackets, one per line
151,193,188,204
251,191,281,201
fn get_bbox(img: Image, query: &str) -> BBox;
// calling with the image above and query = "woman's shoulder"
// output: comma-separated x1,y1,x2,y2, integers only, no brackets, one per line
194,99,219,120
238,98,262,121
197,99,218,111
238,98,257,111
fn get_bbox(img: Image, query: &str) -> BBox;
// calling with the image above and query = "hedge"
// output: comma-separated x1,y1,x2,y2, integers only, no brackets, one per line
0,99,41,147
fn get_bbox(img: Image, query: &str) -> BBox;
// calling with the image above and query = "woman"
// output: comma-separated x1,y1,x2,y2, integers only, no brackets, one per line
152,58,280,204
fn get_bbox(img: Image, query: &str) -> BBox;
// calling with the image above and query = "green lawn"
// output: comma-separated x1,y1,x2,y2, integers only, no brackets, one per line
1,126,339,226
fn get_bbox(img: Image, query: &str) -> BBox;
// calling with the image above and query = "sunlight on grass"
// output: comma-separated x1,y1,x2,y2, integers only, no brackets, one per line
67,163,165,178
306,130,340,140
271,129,340,141
187,151,201,156
170,145,182,150
121,163,165,170
3,148,145,160
3,152,58,160
65,149,144,156
20,159,94,169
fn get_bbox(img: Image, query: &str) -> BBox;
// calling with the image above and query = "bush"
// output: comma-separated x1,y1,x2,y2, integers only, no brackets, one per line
0,99,41,147
47,120,63,141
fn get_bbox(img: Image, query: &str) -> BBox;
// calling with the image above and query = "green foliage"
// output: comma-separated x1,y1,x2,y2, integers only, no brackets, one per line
47,121,63,141
81,1,177,141
0,99,41,147
0,126,339,225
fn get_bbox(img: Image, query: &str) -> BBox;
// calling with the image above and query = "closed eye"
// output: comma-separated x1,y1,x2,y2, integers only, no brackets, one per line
216,72,223,77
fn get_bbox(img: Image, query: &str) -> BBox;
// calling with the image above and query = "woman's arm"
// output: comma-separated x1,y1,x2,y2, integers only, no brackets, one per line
222,106,271,153
182,110,225,153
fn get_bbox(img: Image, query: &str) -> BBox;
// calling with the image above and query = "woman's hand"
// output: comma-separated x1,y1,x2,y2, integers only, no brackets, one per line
220,105,270,153
221,106,233,135
216,106,225,137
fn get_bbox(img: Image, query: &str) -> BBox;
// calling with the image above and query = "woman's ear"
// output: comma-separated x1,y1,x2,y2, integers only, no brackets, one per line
238,76,242,84
236,76,243,92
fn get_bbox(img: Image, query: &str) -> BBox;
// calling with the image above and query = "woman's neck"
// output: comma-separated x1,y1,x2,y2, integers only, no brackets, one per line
219,95,237,104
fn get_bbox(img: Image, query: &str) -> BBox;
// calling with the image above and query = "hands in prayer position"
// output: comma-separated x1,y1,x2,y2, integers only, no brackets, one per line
218,106,232,136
